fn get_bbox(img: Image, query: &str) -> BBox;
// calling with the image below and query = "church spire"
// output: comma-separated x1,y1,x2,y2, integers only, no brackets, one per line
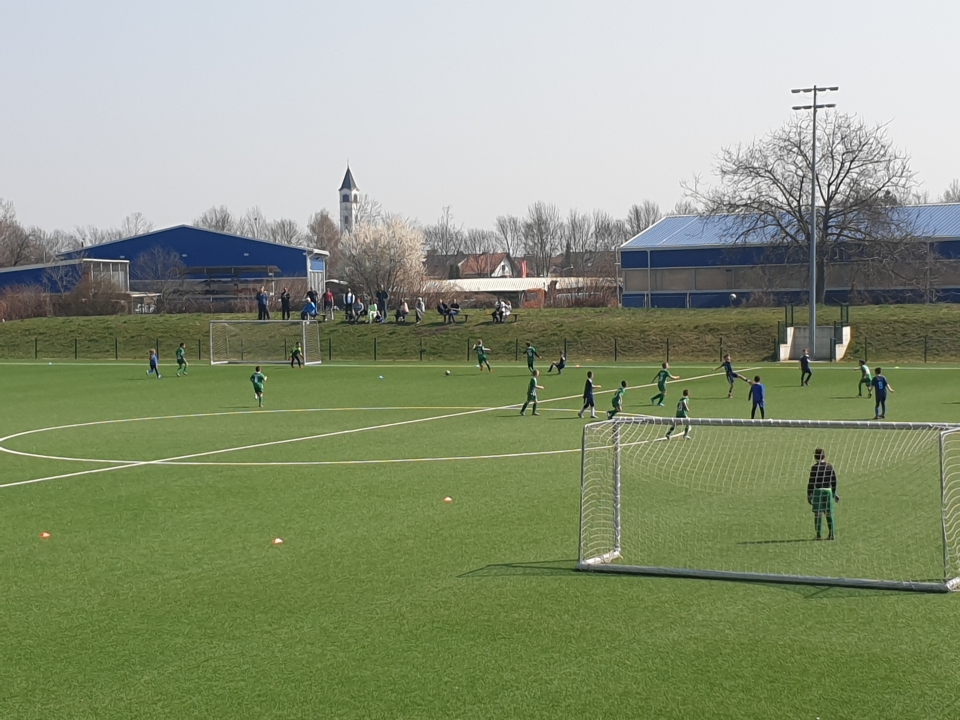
339,165,359,232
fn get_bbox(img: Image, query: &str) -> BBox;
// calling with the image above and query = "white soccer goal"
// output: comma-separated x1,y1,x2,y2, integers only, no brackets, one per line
209,320,323,365
578,417,960,592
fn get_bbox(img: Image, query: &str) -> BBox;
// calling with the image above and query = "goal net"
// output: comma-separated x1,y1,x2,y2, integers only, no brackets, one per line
209,320,323,365
578,417,960,592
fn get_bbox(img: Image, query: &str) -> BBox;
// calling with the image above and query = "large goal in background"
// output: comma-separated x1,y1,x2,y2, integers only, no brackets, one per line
578,417,960,592
209,320,323,365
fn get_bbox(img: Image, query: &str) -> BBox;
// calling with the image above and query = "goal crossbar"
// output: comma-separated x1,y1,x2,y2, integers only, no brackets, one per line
578,416,960,593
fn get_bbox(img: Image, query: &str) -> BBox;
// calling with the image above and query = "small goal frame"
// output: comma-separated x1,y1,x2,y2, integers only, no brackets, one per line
577,416,960,593
208,320,323,366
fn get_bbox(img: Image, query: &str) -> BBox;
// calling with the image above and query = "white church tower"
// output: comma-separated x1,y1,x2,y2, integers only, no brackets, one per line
339,166,359,233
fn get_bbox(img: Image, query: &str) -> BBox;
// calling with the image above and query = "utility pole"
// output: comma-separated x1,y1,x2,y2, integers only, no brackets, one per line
792,85,838,359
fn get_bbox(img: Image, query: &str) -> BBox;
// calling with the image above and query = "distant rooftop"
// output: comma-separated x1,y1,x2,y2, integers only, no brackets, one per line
620,203,960,250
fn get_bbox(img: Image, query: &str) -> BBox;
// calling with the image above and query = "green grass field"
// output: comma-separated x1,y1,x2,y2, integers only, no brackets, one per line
3,354,960,719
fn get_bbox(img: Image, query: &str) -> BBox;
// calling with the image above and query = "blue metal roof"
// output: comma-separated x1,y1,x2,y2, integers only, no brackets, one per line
60,225,326,279
620,203,960,250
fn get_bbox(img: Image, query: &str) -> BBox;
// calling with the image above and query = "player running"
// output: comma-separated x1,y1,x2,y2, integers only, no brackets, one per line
578,371,601,419
871,368,894,419
716,354,745,398
290,341,304,369
800,348,812,386
175,342,188,376
807,448,839,541
519,370,543,416
524,343,541,375
473,340,492,372
650,362,679,406
607,380,627,419
858,359,872,398
146,349,161,379
665,389,692,440
747,375,765,419
250,366,267,407
547,352,566,374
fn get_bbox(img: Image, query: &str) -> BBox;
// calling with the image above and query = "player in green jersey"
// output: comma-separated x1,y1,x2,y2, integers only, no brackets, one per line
857,359,872,398
250,366,267,407
650,362,680,406
607,380,627,419
524,342,541,374
291,341,304,369
665,389,692,439
519,370,543,416
473,340,492,372
175,342,188,376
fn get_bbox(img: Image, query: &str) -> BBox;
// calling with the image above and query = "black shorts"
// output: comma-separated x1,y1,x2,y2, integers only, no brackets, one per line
583,395,594,406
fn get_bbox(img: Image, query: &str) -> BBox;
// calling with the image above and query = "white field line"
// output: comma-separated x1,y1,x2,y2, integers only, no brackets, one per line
0,368,738,490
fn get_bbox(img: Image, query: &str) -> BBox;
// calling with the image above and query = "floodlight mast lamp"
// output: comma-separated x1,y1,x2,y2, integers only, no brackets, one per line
791,85,838,359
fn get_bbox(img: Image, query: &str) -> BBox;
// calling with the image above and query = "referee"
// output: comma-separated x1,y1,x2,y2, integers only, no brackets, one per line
807,448,839,541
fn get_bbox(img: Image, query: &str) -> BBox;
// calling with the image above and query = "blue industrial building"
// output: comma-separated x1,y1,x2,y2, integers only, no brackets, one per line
0,257,129,293
618,204,960,308
59,225,328,301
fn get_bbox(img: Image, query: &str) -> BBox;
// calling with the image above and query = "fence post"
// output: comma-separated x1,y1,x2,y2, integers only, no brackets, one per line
924,335,928,364
419,338,423,361
328,337,332,362
864,337,868,363
564,338,568,359
515,339,519,361
198,338,202,361
35,338,38,360
666,338,670,363
284,339,287,359
115,337,119,360
719,337,724,362
240,338,244,361
156,338,160,357
374,337,378,361
614,338,619,362
466,339,471,362
74,338,78,360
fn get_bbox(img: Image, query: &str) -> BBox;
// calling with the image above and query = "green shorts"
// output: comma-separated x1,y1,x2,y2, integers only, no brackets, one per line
177,358,186,366
810,488,833,514
478,354,487,363
253,384,264,394
657,383,667,393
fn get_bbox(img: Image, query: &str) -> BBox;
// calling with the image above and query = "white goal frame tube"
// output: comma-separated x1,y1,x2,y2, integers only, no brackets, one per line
208,320,323,366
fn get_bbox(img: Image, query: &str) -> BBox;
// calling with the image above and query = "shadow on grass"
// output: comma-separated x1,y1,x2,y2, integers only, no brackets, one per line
459,559,578,578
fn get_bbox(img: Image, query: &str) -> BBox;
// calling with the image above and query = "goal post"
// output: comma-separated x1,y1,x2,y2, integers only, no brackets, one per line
209,320,323,365
578,417,960,593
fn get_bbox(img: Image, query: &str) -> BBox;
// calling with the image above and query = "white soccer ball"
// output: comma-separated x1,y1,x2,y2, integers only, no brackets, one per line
729,293,737,302
445,370,451,376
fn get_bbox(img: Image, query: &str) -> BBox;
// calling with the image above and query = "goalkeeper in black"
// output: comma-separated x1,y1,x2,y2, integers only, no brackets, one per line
807,448,839,541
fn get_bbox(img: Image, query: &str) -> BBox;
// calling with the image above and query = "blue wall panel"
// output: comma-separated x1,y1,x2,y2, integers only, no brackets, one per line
621,293,646,308
619,250,648,269
0,264,82,291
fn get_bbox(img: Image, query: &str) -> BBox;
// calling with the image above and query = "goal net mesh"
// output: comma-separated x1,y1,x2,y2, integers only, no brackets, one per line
579,418,960,592
209,321,322,365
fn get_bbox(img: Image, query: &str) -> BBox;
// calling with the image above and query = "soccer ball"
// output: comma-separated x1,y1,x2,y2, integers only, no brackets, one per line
445,370,451,376
729,293,737,302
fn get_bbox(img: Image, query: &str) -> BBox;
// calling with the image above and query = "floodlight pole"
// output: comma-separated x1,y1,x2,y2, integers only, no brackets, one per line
792,85,837,359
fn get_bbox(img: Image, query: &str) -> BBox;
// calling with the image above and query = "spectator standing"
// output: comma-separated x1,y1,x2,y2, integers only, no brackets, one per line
376,286,389,322
396,300,409,324
279,287,291,320
415,297,425,325
322,288,335,322
257,286,270,320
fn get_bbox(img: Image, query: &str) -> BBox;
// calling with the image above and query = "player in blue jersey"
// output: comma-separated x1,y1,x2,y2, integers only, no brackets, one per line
747,375,765,419
715,354,745,398
146,349,161,379
578,371,601,419
800,348,812,386
871,368,894,419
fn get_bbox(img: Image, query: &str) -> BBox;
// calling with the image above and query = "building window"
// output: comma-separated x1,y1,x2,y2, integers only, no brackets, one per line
343,216,349,225
342,194,349,202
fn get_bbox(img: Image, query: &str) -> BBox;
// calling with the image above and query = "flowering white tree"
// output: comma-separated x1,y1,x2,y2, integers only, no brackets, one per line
340,214,425,302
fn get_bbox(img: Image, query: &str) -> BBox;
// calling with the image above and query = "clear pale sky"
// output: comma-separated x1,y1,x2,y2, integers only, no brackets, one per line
2,0,958,232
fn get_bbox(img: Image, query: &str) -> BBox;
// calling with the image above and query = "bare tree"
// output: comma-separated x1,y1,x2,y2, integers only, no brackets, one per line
132,246,185,312
340,215,425,300
522,202,562,277
74,225,123,246
239,207,268,239
562,209,594,276
461,228,499,276
423,206,465,255
671,199,698,216
354,194,384,227
684,112,920,302
120,212,153,238
592,210,628,251
194,206,240,233
267,218,304,245
306,210,341,276
494,215,524,258
941,179,960,203
625,200,662,237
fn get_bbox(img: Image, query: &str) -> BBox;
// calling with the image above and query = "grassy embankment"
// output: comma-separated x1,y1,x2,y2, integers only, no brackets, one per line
1,304,960,363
